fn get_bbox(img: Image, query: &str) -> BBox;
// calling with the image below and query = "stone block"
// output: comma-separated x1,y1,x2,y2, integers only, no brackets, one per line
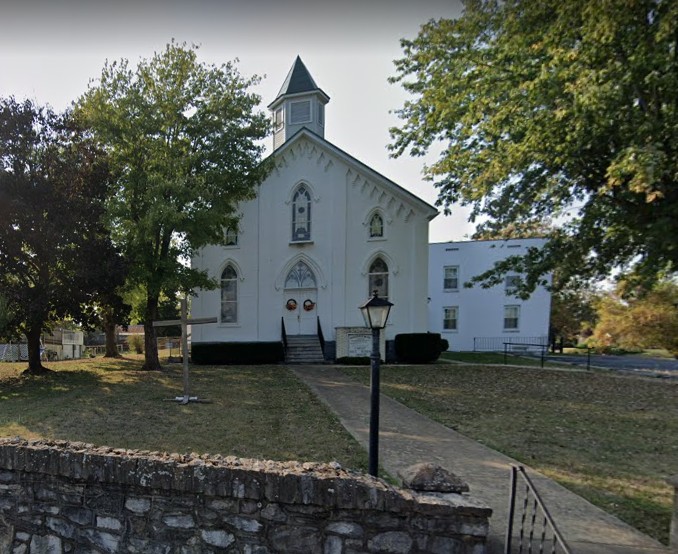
162,514,195,529
125,497,151,514
269,525,322,553
260,503,287,523
399,463,469,494
207,498,239,512
82,529,121,554
30,533,62,554
96,515,122,531
244,545,271,554
85,490,124,514
367,531,413,554
201,529,235,548
326,521,363,538
46,516,77,540
62,506,93,526
225,515,263,533
324,535,343,554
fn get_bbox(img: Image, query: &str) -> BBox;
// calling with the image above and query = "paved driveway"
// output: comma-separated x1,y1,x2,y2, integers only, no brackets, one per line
546,353,678,375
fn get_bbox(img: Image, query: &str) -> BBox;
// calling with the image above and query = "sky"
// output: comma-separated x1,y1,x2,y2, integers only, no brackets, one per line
1,0,472,242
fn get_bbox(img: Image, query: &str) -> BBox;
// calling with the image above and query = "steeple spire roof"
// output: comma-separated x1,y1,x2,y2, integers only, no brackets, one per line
269,56,329,107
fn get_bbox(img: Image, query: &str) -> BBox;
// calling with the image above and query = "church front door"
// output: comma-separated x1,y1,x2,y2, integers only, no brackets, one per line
283,261,318,336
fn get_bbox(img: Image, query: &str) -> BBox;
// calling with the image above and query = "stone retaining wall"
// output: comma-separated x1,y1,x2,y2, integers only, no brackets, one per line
0,438,491,553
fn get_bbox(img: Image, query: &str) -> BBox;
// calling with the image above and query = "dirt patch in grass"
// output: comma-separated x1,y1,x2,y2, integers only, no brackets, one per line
340,363,677,544
0,357,367,471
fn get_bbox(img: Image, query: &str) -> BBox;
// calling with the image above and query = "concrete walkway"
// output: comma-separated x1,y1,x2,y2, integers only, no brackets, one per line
292,365,669,554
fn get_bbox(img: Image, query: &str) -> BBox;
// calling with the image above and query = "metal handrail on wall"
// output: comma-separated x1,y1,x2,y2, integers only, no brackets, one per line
505,465,571,554
317,316,325,356
281,317,288,356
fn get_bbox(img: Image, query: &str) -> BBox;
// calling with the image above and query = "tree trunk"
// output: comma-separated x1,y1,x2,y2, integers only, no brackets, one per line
24,325,50,375
142,293,161,371
103,309,120,358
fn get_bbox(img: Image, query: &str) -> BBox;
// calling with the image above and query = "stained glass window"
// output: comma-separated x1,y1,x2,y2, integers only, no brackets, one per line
369,212,384,238
285,261,317,289
225,227,238,246
221,265,238,323
368,258,389,300
292,187,311,241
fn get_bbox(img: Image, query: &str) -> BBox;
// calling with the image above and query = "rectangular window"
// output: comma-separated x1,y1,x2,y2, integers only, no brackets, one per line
317,103,324,126
290,100,311,124
505,275,520,295
443,307,458,331
504,305,520,331
273,108,284,131
443,266,459,291
225,227,238,246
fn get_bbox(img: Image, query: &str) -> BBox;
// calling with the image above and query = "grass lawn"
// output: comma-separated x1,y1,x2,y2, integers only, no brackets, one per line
340,363,678,544
0,356,368,471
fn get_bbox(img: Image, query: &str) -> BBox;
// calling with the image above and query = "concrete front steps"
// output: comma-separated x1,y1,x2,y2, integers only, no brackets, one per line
285,335,325,364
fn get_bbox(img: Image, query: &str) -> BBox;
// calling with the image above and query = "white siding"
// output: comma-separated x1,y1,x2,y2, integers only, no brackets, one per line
192,133,435,346
428,239,551,351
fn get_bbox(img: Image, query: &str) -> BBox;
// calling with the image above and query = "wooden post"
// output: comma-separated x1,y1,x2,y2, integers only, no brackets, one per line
153,296,217,404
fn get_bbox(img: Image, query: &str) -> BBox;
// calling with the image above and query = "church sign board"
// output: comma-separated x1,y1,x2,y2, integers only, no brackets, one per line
335,327,385,359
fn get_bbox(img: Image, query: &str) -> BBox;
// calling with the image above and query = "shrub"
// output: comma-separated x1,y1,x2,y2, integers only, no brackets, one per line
192,342,284,365
128,335,144,354
395,333,444,363
335,356,383,365
440,338,450,352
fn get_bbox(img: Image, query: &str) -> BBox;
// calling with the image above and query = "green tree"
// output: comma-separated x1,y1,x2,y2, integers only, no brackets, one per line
0,98,127,374
590,281,678,356
0,294,10,340
77,42,271,370
549,284,599,347
390,0,678,292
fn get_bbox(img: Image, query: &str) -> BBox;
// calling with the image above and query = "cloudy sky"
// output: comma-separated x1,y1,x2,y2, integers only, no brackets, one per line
1,0,471,242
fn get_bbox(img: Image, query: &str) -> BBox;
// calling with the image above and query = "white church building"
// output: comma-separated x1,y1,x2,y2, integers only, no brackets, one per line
191,57,438,362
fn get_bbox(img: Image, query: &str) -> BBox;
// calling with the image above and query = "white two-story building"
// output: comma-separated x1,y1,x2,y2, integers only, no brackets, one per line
428,239,551,352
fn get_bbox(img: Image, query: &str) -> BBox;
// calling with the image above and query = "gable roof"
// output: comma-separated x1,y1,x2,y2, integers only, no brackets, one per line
268,56,330,108
269,127,439,221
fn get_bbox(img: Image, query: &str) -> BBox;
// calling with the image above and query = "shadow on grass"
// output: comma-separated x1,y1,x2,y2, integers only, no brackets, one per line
0,362,369,472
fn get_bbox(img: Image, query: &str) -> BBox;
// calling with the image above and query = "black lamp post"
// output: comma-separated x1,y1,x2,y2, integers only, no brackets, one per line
359,290,393,477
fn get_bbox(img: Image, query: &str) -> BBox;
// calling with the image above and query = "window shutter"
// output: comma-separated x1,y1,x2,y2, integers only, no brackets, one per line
290,101,311,124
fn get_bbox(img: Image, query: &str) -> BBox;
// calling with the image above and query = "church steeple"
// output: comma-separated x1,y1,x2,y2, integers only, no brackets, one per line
269,56,330,150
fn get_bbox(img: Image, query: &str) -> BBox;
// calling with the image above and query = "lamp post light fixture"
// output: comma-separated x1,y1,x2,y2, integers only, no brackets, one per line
359,290,393,477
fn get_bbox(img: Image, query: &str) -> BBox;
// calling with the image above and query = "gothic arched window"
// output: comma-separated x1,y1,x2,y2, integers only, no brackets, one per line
284,261,317,289
369,212,384,238
368,257,389,300
225,226,238,246
220,265,238,323
292,186,312,242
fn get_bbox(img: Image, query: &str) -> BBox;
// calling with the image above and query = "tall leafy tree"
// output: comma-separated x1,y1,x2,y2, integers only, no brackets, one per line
590,280,678,356
390,0,678,292
77,42,271,370
549,284,599,347
0,98,126,374
0,294,11,340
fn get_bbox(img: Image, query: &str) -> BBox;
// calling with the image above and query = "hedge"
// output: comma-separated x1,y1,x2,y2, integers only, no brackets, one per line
394,333,445,364
192,342,284,365
335,356,384,365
